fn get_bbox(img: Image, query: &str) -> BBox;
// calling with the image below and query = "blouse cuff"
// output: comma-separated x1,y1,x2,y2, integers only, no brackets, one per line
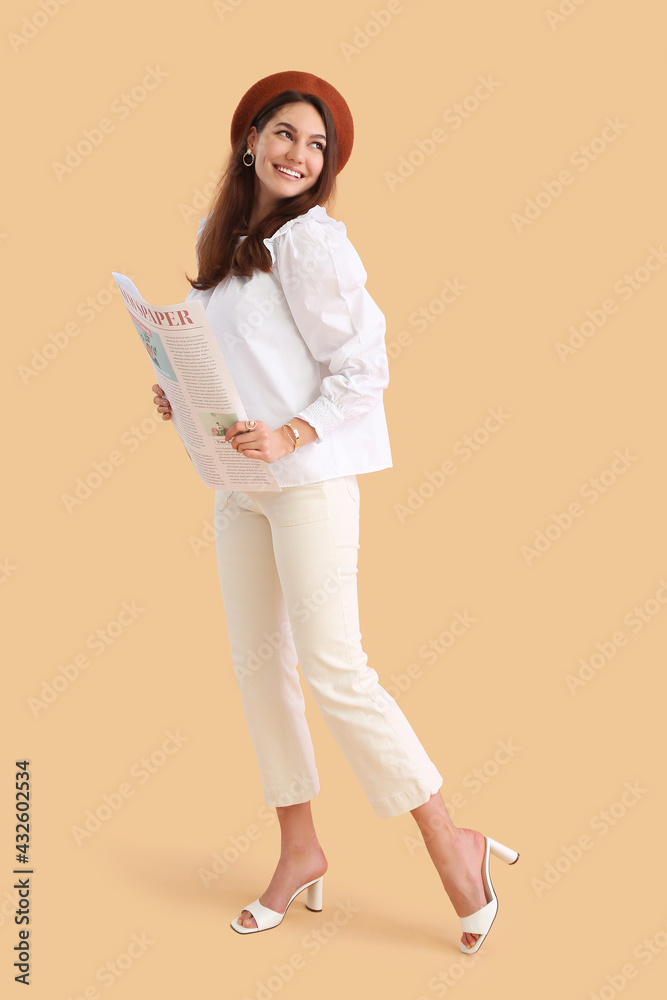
295,396,345,445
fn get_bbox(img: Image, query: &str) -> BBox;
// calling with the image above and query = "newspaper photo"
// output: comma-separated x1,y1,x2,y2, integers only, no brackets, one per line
112,272,281,491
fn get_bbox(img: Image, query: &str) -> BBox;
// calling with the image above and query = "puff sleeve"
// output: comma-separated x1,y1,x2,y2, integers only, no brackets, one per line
270,216,390,444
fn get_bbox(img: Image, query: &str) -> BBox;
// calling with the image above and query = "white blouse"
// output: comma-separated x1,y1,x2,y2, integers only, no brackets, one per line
184,204,393,488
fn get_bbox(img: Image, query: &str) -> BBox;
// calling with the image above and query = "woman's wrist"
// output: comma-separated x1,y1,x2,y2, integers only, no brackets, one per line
278,425,296,453
288,417,317,445
275,418,317,454
282,423,298,451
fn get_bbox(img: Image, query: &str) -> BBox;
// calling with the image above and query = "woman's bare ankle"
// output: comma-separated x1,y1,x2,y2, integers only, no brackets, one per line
279,842,327,869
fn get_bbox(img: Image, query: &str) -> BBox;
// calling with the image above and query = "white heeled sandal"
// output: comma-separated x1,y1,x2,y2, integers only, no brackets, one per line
230,876,323,934
459,837,519,954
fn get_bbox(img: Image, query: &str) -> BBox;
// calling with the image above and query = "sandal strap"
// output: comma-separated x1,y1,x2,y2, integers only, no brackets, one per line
241,898,285,930
460,899,497,934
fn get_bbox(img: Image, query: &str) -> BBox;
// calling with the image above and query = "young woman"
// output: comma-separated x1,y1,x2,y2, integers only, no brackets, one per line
151,70,519,953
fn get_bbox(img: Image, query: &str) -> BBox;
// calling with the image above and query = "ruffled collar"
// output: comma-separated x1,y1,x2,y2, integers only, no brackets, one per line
200,204,344,248
263,204,344,246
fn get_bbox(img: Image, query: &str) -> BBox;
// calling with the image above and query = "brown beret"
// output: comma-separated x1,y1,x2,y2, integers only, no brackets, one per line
230,70,354,174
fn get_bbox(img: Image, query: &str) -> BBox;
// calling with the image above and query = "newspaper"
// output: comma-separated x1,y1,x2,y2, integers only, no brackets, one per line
112,272,281,491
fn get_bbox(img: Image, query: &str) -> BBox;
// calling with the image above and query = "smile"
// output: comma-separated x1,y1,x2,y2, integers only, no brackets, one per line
273,164,304,180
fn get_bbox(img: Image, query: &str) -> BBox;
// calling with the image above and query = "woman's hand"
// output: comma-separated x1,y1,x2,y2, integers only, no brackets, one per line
225,420,294,463
152,383,173,420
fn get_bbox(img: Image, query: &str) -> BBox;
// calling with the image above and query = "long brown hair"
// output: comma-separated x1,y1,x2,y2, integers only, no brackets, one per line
186,91,339,289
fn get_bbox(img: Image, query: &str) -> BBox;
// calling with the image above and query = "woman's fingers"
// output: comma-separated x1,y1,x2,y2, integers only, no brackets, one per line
151,384,172,418
231,426,267,456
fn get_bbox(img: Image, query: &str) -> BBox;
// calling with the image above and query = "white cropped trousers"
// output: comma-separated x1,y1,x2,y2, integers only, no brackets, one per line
213,474,443,818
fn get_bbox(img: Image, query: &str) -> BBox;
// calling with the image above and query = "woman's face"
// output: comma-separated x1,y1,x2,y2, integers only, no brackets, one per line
246,102,327,212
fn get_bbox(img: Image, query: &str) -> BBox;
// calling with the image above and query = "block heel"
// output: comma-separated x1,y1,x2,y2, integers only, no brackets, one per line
459,836,519,954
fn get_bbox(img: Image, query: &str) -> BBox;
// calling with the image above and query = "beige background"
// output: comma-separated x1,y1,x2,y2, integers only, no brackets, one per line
3,0,666,997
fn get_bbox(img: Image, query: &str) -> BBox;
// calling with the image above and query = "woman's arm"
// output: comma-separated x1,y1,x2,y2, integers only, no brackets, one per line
152,383,318,463
226,416,318,462
272,218,390,446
